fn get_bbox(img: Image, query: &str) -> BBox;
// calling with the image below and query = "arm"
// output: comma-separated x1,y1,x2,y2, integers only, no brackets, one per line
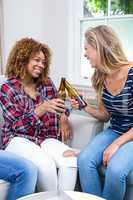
0,84,42,133
25,78,65,118
49,78,72,141
60,113,72,142
0,82,65,134
84,95,110,122
112,128,133,147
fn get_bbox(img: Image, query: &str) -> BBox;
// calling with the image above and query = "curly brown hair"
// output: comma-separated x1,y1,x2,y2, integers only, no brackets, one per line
5,37,52,83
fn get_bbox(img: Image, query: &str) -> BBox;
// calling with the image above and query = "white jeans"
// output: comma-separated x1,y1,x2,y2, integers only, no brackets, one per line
5,137,77,192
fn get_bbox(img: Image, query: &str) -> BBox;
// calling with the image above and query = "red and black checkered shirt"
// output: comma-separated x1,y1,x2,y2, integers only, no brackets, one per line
0,77,60,149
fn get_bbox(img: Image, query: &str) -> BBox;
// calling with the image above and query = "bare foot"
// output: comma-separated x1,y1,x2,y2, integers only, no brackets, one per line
63,150,77,157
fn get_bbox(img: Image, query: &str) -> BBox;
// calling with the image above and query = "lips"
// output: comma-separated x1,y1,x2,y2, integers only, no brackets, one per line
34,69,42,73
34,67,43,74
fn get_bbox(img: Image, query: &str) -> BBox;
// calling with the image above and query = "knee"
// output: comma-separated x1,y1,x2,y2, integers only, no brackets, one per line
6,165,37,184
22,161,38,183
106,163,126,182
77,150,89,169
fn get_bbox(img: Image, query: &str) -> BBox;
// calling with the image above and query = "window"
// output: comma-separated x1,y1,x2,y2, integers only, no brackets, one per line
68,0,133,87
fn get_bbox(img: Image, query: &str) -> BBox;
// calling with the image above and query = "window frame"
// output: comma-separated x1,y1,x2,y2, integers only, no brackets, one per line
68,0,133,88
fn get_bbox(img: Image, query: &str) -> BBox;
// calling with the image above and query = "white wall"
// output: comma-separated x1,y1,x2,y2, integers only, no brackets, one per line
42,0,69,87
3,0,70,87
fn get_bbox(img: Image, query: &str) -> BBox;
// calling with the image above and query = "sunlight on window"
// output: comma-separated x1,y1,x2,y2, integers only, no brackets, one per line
83,0,133,17
83,0,107,17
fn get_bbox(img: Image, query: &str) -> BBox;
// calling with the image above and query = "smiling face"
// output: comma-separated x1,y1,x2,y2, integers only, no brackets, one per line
26,51,46,79
84,40,97,68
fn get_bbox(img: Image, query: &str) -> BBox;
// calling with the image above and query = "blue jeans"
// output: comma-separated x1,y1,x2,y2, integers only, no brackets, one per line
0,150,38,200
78,128,133,200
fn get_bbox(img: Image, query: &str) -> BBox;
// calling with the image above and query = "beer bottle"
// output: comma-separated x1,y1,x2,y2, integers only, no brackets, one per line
58,77,72,113
64,79,87,110
58,77,66,101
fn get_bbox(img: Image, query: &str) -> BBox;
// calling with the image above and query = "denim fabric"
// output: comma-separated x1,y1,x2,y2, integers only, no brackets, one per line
78,128,133,200
0,150,37,200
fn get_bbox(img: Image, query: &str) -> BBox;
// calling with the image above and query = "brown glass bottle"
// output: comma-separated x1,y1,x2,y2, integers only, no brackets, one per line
64,79,87,110
58,77,87,110
58,77,67,101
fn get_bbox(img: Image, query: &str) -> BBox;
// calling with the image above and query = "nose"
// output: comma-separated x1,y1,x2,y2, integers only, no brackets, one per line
84,52,87,58
39,61,45,68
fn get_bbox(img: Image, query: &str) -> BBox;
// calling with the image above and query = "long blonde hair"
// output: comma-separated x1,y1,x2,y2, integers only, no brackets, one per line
85,25,129,95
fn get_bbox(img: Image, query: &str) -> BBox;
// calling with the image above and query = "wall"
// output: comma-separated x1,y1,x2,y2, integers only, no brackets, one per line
2,0,70,87
42,0,69,87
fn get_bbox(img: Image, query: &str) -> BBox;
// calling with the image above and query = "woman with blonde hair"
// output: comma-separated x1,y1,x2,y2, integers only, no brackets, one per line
0,37,77,192
78,25,133,200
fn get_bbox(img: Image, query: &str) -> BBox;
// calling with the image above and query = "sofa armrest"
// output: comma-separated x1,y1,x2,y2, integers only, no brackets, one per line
68,111,104,150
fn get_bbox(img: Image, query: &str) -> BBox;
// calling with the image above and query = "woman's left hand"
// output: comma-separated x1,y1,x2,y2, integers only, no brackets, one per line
63,149,77,157
103,142,119,166
60,114,72,142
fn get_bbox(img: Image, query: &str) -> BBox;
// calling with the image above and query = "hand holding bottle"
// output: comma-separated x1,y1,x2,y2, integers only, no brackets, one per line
34,98,65,117
58,77,87,110
70,98,79,110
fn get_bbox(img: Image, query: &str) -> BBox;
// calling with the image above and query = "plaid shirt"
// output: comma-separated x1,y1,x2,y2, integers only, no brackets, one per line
0,77,60,149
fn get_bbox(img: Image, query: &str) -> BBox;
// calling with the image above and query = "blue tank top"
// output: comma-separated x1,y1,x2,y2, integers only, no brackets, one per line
102,67,133,134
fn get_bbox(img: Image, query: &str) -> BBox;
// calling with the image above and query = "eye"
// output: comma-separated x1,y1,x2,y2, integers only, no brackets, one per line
32,58,46,65
34,58,40,62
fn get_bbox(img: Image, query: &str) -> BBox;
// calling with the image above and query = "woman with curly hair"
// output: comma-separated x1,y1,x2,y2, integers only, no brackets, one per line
0,38,77,191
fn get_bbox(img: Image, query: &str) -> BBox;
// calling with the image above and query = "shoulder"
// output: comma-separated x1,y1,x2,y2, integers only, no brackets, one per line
126,66,133,91
128,66,133,74
127,66,133,81
1,77,21,95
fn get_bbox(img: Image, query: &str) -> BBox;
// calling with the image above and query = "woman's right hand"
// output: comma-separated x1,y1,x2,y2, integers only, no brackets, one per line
70,98,79,110
34,98,65,117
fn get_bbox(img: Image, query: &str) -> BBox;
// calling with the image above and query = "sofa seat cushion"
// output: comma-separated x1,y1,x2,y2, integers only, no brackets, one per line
0,179,9,200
